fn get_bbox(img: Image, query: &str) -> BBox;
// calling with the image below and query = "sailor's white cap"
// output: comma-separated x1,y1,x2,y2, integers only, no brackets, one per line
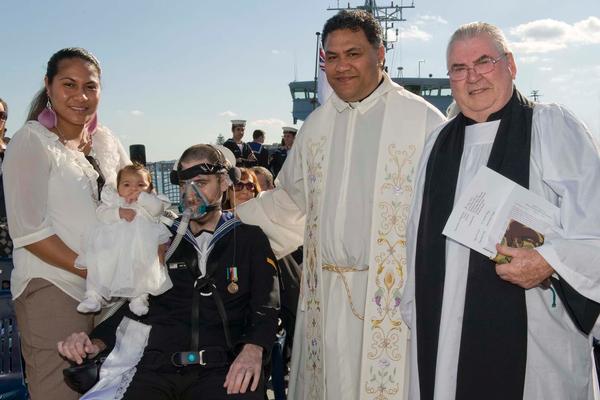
231,119,246,127
282,126,298,134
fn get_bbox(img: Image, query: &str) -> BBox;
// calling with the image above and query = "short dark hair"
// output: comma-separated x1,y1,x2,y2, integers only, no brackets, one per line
178,144,227,170
27,48,102,121
252,129,265,140
322,10,383,48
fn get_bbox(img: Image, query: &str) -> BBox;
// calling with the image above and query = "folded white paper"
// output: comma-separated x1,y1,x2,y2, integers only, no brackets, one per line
442,166,559,259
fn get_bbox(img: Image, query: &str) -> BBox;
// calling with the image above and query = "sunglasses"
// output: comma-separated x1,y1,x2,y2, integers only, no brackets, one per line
234,182,256,192
0,111,6,121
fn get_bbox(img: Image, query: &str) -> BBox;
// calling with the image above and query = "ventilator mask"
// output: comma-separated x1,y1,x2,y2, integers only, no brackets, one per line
175,162,225,220
179,181,219,219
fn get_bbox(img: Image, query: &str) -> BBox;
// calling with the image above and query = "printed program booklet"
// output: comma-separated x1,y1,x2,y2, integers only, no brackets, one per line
442,166,559,261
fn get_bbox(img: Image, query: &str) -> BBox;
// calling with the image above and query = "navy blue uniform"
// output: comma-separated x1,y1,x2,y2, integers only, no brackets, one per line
269,147,288,178
223,139,255,168
91,214,280,399
248,142,269,169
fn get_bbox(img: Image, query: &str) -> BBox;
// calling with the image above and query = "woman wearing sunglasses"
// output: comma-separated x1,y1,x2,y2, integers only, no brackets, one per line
224,168,262,211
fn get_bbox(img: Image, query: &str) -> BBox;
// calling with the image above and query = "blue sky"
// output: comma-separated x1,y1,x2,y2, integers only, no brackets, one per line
1,0,599,161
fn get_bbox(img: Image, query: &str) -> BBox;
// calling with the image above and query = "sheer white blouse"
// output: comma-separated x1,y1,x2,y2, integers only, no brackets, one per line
3,121,129,301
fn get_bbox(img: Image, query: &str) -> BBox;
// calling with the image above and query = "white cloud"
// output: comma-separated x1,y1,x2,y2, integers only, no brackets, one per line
572,64,600,80
250,118,287,127
219,110,237,117
517,55,553,65
398,25,432,41
509,16,600,54
416,15,448,25
510,37,568,54
548,65,600,85
130,110,144,117
550,74,570,84
511,19,571,40
574,17,600,42
539,66,553,72
518,56,540,64
271,49,281,55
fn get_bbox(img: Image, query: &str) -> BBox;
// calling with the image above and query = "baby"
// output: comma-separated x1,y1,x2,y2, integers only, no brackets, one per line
77,163,173,316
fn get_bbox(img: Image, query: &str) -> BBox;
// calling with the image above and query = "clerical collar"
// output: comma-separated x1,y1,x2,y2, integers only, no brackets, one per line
358,76,385,102
464,120,500,145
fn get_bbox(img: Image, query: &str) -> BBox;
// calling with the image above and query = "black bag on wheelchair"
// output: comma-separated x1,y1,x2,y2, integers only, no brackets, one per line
62,352,107,394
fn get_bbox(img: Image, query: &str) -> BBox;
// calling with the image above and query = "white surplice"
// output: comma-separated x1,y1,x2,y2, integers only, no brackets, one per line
237,73,445,400
403,103,600,400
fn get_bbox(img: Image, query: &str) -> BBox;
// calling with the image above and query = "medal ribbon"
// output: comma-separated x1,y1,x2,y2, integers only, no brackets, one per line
226,267,238,282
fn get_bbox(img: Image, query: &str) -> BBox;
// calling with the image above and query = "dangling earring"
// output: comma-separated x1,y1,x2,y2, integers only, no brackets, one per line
85,113,98,136
37,97,57,129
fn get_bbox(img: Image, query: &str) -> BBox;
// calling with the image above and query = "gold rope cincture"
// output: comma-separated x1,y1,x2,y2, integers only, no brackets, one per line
322,264,368,321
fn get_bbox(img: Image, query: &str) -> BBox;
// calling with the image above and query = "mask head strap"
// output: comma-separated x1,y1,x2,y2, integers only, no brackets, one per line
170,162,226,185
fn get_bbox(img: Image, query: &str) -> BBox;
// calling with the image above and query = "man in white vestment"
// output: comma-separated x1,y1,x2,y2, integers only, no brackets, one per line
236,9,445,400
403,22,600,400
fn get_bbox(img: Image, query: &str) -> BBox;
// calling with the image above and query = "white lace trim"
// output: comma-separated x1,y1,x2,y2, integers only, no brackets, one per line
114,366,137,400
47,137,100,202
91,125,122,187
111,318,148,399
82,318,151,400
40,122,124,203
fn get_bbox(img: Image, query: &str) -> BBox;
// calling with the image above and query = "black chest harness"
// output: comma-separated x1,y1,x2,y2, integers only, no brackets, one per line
168,216,240,368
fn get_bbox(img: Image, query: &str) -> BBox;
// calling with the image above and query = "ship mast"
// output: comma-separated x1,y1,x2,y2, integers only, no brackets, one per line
327,1,415,52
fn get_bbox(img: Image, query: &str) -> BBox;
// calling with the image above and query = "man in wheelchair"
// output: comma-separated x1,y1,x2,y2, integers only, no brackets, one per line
58,144,280,399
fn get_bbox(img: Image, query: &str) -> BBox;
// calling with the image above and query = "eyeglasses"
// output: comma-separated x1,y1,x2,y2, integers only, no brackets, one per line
234,182,256,192
447,53,508,81
0,111,7,121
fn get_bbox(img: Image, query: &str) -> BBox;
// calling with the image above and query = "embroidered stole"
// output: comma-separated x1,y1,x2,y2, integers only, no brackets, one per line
299,88,432,400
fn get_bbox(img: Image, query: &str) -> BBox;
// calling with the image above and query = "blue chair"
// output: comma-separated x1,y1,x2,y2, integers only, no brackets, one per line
0,257,28,400
0,256,12,291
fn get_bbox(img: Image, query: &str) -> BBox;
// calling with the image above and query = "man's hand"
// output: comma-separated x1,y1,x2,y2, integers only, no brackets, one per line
495,244,554,289
119,207,136,222
223,343,263,394
57,332,106,365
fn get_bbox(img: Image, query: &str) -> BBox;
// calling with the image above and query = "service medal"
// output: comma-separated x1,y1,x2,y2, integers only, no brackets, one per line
227,281,239,294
